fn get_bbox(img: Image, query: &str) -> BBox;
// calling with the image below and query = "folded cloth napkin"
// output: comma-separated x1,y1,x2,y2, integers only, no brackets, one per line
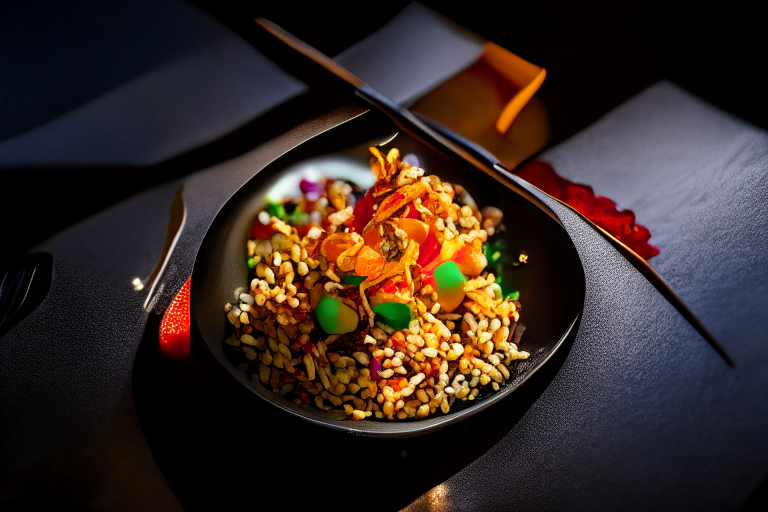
333,3,485,106
0,0,305,167
539,81,768,361
0,1,481,168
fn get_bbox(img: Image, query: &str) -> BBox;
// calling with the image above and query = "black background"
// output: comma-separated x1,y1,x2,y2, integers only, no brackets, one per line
1,0,765,271
201,0,768,144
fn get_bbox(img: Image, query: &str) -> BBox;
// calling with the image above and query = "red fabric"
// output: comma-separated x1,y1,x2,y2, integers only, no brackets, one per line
515,160,659,260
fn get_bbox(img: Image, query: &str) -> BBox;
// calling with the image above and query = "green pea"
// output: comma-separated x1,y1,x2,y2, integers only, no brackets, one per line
372,302,413,331
266,201,287,221
316,296,359,334
341,275,367,286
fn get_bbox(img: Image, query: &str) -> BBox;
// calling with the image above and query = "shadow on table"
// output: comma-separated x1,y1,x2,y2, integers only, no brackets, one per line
743,471,768,511
133,309,581,512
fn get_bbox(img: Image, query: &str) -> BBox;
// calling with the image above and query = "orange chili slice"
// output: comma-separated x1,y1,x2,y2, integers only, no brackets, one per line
374,180,430,222
337,239,364,272
320,232,359,263
390,218,429,245
362,225,384,251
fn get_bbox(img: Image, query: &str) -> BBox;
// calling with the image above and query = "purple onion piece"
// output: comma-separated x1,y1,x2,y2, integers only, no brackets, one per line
300,178,324,201
513,324,526,344
371,357,382,380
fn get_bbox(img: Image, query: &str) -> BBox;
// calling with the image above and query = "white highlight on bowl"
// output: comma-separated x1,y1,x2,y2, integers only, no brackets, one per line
265,156,376,204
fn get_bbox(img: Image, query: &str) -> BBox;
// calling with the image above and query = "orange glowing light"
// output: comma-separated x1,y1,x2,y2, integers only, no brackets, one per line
159,275,191,359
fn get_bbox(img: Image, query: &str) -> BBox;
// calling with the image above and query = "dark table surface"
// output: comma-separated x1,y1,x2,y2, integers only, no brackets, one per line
2,1,767,510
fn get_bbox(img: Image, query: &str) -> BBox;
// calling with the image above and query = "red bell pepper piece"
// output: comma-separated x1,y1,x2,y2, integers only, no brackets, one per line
351,189,375,233
417,230,440,266
296,224,312,238
250,216,275,239
401,204,420,219
390,335,406,347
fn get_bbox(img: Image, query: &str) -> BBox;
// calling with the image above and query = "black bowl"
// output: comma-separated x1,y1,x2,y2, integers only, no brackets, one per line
191,106,585,437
